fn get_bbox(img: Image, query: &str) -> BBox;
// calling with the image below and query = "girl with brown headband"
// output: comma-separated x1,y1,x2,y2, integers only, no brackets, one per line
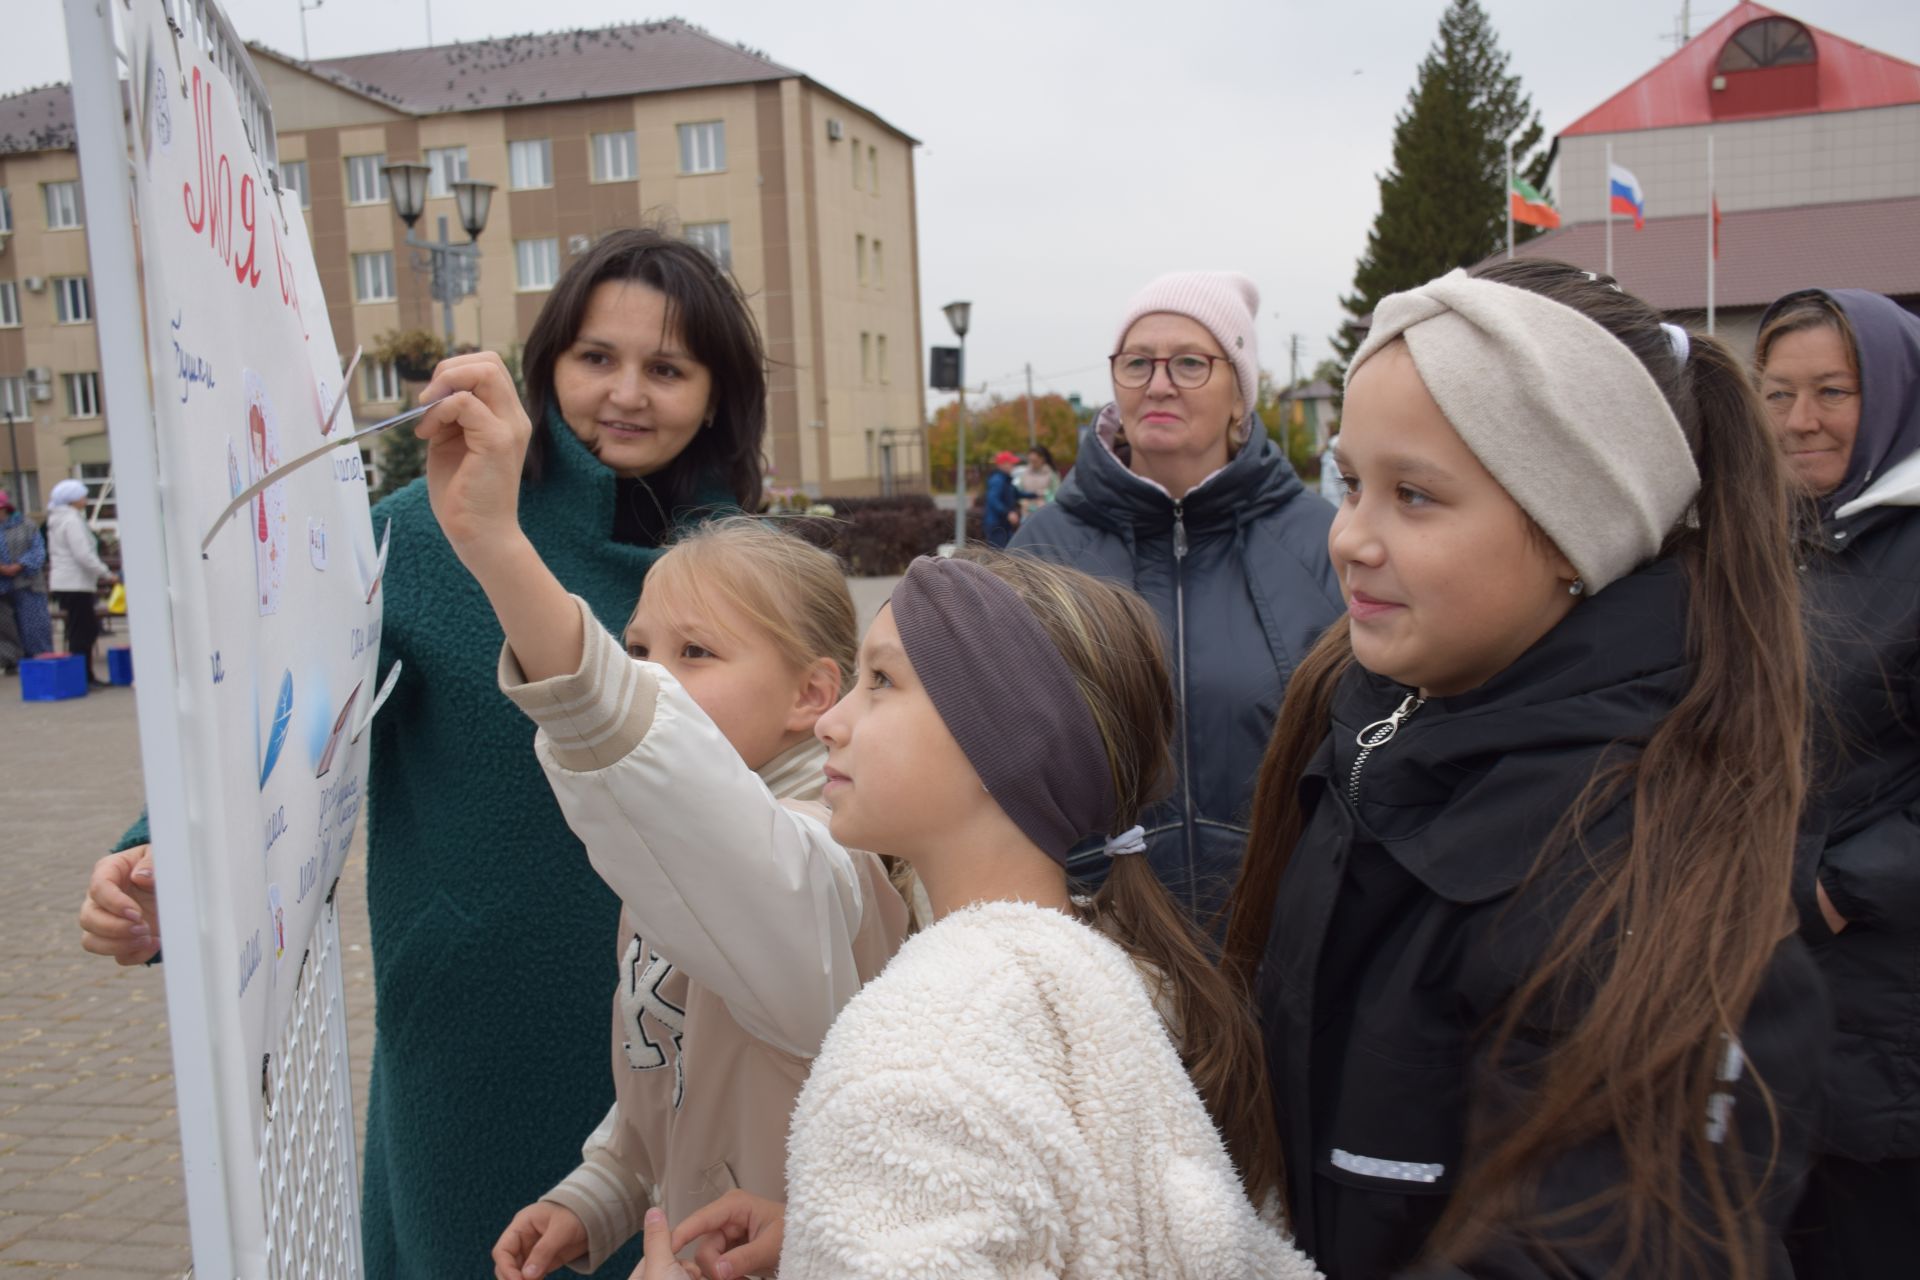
1223,260,1831,1278
669,551,1319,1279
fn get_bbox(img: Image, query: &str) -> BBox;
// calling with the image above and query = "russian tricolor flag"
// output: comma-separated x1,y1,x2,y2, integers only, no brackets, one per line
1608,163,1646,230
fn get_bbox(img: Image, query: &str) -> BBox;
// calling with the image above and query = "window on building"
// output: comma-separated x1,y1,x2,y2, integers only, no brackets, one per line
280,160,310,209
0,375,26,419
872,239,884,287
43,181,83,229
364,359,402,403
869,145,879,194
64,372,101,419
0,187,12,234
684,222,732,269
851,136,862,190
509,138,553,190
677,121,726,174
78,461,115,520
877,334,889,384
1718,17,1815,71
592,131,638,183
426,146,470,198
0,281,18,328
352,252,395,303
54,275,92,325
856,234,868,286
345,154,389,206
515,238,561,291
861,332,872,383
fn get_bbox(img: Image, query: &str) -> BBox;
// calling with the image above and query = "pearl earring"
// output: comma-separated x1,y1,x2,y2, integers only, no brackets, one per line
1568,578,1586,597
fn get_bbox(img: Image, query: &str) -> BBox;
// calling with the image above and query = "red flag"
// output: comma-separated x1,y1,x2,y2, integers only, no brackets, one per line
1712,195,1722,260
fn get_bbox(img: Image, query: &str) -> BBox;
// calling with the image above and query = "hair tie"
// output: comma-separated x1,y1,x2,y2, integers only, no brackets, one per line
1659,322,1691,366
1104,826,1147,858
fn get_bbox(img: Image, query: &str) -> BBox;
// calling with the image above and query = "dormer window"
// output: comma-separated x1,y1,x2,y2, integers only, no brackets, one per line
1718,18,1815,72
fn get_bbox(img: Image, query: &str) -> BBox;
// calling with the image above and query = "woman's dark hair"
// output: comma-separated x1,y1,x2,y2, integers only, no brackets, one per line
1029,444,1058,469
1224,260,1808,1277
520,227,767,511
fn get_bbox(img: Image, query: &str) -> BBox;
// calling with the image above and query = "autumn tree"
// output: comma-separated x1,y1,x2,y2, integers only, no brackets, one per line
925,394,1081,491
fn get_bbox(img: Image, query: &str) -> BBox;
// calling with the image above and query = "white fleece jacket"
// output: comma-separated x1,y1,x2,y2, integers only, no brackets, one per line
781,899,1321,1280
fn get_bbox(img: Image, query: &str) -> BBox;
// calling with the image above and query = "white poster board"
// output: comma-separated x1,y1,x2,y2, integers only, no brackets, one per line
66,0,378,1273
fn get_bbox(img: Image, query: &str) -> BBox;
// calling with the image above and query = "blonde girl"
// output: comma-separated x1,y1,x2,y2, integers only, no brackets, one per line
411,363,910,1280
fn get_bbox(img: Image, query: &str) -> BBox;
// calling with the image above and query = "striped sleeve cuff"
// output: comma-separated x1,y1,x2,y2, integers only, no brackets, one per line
497,594,661,773
542,1148,652,1274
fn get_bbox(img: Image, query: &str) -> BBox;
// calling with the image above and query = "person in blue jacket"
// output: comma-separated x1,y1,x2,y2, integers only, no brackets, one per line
983,450,1036,548
1013,271,1342,925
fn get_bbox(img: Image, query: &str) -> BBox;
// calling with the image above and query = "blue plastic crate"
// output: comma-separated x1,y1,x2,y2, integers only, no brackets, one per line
21,654,87,701
107,647,134,685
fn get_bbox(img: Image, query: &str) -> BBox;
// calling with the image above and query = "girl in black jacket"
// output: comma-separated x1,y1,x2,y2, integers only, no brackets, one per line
1226,260,1829,1279
1756,287,1920,1280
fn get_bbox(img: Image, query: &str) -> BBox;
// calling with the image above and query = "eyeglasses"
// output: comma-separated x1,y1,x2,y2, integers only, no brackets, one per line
1109,352,1227,390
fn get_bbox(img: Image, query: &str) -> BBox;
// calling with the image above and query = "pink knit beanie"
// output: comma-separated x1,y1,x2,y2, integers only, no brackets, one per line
1113,271,1261,409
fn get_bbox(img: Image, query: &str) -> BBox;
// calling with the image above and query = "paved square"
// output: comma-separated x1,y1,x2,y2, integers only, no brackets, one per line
0,576,894,1277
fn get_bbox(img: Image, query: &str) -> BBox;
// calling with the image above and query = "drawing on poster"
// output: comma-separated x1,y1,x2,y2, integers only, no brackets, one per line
257,668,292,790
308,518,327,571
315,680,359,779
243,371,287,616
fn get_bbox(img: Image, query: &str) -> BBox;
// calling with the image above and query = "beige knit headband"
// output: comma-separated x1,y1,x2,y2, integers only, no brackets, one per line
1348,270,1700,594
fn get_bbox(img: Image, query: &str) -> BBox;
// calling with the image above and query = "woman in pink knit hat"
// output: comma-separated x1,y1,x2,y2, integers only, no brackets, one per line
1013,271,1343,928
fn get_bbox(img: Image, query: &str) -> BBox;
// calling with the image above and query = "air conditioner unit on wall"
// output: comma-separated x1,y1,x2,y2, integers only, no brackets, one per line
26,366,51,384
23,276,45,292
30,383,52,402
568,234,591,255
826,118,844,141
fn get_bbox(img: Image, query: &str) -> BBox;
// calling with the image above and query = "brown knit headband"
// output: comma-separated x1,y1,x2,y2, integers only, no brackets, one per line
889,557,1117,863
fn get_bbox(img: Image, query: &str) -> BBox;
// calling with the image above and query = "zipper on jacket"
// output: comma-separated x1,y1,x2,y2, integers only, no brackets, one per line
1347,694,1424,808
1171,500,1197,906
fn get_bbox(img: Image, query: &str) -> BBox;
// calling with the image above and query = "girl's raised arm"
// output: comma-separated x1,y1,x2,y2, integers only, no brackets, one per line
415,351,584,683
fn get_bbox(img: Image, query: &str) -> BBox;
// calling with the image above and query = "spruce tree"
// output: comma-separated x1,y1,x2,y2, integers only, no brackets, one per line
1333,0,1549,367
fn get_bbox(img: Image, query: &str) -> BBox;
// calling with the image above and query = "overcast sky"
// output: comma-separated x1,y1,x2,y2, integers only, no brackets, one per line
12,0,1919,407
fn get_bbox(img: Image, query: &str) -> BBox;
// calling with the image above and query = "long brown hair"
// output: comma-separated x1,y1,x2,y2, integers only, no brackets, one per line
965,550,1283,1201
1224,260,1807,1277
520,226,767,511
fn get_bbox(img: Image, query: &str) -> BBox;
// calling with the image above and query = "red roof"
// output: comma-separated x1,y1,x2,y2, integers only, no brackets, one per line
1561,2,1920,136
1494,196,1920,311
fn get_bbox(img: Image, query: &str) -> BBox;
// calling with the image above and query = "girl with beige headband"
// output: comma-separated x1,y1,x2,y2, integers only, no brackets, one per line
670,551,1321,1278
1224,260,1830,1278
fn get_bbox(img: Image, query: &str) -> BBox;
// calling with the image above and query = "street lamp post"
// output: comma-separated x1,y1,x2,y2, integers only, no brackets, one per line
943,300,972,549
382,162,495,348
3,406,23,506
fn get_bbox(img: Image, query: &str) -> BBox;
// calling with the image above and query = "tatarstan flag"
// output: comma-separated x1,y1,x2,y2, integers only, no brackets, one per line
1510,176,1560,229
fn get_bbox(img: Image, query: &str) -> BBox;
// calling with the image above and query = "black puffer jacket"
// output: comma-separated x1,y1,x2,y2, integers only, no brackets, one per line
1013,405,1342,922
1780,288,1920,1163
1255,561,1829,1278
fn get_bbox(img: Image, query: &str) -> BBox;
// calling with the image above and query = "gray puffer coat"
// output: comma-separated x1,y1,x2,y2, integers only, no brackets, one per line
1013,405,1343,925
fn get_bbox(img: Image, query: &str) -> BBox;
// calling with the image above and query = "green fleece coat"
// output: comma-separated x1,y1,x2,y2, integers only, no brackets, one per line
122,415,731,1277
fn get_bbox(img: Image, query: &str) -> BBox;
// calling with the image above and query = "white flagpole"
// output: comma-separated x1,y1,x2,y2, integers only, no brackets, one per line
1505,136,1515,259
1706,133,1717,335
1605,140,1615,278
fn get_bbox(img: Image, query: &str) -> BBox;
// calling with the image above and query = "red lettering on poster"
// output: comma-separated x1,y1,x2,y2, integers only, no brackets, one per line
180,68,267,297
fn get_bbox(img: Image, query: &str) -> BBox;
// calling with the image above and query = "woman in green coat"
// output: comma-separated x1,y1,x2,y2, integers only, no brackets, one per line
82,228,768,1277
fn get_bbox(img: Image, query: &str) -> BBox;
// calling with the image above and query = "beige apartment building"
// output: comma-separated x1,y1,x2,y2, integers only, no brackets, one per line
0,19,927,518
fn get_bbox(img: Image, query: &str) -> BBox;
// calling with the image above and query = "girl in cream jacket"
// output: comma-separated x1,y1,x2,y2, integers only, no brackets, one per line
415,354,909,1280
